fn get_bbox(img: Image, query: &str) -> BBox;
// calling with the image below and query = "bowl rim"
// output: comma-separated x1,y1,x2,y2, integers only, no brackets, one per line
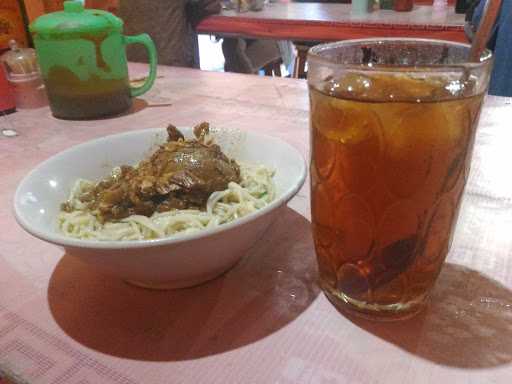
13,127,307,250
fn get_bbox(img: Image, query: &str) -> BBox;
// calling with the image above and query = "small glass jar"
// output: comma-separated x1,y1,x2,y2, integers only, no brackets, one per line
0,40,48,109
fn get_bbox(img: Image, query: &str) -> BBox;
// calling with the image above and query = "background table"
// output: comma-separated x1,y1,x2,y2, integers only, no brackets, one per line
197,3,467,42
0,64,511,383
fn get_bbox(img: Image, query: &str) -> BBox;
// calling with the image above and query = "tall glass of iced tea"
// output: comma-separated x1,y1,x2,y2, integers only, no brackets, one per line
308,39,493,320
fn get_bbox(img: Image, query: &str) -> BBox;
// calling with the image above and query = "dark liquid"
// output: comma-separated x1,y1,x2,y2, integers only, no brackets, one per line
310,75,484,317
44,66,131,120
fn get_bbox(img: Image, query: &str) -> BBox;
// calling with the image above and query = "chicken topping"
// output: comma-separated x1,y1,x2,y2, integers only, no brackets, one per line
79,122,241,221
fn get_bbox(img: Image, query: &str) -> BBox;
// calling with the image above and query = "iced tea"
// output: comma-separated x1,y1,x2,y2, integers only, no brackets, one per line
310,71,486,319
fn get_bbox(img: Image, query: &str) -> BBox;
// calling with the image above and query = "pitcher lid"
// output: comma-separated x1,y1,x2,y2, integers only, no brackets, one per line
30,1,123,37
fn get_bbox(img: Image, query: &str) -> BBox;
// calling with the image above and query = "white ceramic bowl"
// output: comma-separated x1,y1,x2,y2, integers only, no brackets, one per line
14,128,306,289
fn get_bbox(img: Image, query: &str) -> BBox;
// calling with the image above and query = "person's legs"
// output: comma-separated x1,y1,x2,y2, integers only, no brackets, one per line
222,38,255,73
222,38,283,74
488,4,512,96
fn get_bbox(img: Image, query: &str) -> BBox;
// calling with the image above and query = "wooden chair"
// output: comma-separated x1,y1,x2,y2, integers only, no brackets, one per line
293,44,310,79
262,58,283,77
290,0,351,78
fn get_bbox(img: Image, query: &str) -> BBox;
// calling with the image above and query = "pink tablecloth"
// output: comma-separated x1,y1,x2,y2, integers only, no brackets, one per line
1,65,511,383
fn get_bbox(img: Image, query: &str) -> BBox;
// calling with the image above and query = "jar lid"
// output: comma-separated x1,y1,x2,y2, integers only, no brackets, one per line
29,1,123,38
0,40,40,79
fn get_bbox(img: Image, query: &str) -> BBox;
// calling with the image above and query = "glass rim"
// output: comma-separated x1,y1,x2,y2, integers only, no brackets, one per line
307,38,493,71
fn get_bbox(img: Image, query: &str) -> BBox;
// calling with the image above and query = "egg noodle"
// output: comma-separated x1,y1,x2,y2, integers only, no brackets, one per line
58,163,275,241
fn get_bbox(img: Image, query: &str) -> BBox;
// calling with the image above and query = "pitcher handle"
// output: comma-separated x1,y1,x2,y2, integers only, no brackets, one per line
124,34,157,97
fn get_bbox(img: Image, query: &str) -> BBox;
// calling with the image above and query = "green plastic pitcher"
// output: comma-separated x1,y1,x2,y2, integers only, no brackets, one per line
30,0,157,120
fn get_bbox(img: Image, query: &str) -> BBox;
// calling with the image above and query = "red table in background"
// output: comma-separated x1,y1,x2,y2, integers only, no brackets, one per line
197,1,467,43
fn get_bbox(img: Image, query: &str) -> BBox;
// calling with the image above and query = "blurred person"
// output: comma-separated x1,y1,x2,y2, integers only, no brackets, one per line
222,38,287,74
92,0,290,75
221,1,294,75
468,0,512,96
117,0,220,67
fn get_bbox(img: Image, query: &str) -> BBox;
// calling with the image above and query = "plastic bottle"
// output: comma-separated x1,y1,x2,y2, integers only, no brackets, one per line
394,0,413,12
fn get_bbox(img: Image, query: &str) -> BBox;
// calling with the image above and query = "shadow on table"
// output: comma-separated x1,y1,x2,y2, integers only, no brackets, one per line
60,98,150,121
344,263,512,369
47,207,319,362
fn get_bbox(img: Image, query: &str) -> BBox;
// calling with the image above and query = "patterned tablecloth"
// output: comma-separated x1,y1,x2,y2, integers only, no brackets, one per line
0,64,511,383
